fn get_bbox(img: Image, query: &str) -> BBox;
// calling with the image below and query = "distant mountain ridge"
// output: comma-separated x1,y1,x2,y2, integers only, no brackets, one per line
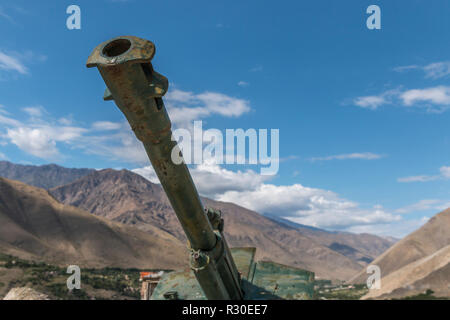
0,161,94,189
49,168,396,280
264,214,397,265
0,161,398,280
2,161,447,297
264,213,326,232
0,176,187,270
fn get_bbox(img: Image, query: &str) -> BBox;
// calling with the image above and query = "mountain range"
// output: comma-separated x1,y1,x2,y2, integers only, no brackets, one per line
0,161,94,189
0,176,187,269
0,161,398,280
0,160,448,297
47,168,366,280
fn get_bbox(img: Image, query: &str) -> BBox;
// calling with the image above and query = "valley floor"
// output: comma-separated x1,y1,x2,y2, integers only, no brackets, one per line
2,253,446,300
0,253,152,300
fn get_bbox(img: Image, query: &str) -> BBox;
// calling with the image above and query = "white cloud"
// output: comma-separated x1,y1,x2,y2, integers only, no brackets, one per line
133,160,429,236
0,50,46,80
0,51,27,74
395,199,443,214
81,128,149,164
92,121,122,131
191,162,271,198
196,92,250,117
393,65,419,73
22,106,46,118
394,61,450,79
167,106,210,125
0,112,21,127
218,183,401,231
132,162,401,232
237,81,249,87
84,89,252,164
133,161,272,198
397,175,439,183
394,199,450,216
165,89,251,126
6,127,59,159
423,61,450,79
279,155,299,162
131,165,159,184
58,117,73,125
352,89,399,110
131,161,409,235
344,217,429,238
6,125,87,160
0,88,250,164
440,166,450,178
0,151,7,160
310,152,384,161
354,95,386,110
400,86,450,106
398,166,450,183
165,89,195,102
353,86,450,113
0,105,87,160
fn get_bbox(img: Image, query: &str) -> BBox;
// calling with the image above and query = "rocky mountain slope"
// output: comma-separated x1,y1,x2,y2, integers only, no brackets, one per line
266,215,396,265
0,161,94,189
350,208,450,298
0,161,398,281
0,161,395,267
362,244,450,299
49,169,393,280
351,208,450,284
0,177,187,269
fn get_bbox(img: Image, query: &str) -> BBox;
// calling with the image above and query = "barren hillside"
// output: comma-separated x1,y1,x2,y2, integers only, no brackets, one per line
0,177,187,270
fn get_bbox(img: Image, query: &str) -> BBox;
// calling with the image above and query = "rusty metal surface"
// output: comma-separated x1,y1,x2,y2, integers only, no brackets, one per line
88,36,215,250
150,248,315,300
88,36,315,301
87,36,155,68
88,36,243,300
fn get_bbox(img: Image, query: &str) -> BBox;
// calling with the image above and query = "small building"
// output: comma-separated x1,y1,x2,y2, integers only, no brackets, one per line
140,271,164,300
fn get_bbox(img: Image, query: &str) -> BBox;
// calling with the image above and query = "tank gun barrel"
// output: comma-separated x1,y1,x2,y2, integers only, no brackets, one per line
87,36,243,300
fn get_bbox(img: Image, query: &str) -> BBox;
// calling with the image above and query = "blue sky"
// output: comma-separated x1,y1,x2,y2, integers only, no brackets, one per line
1,0,450,237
